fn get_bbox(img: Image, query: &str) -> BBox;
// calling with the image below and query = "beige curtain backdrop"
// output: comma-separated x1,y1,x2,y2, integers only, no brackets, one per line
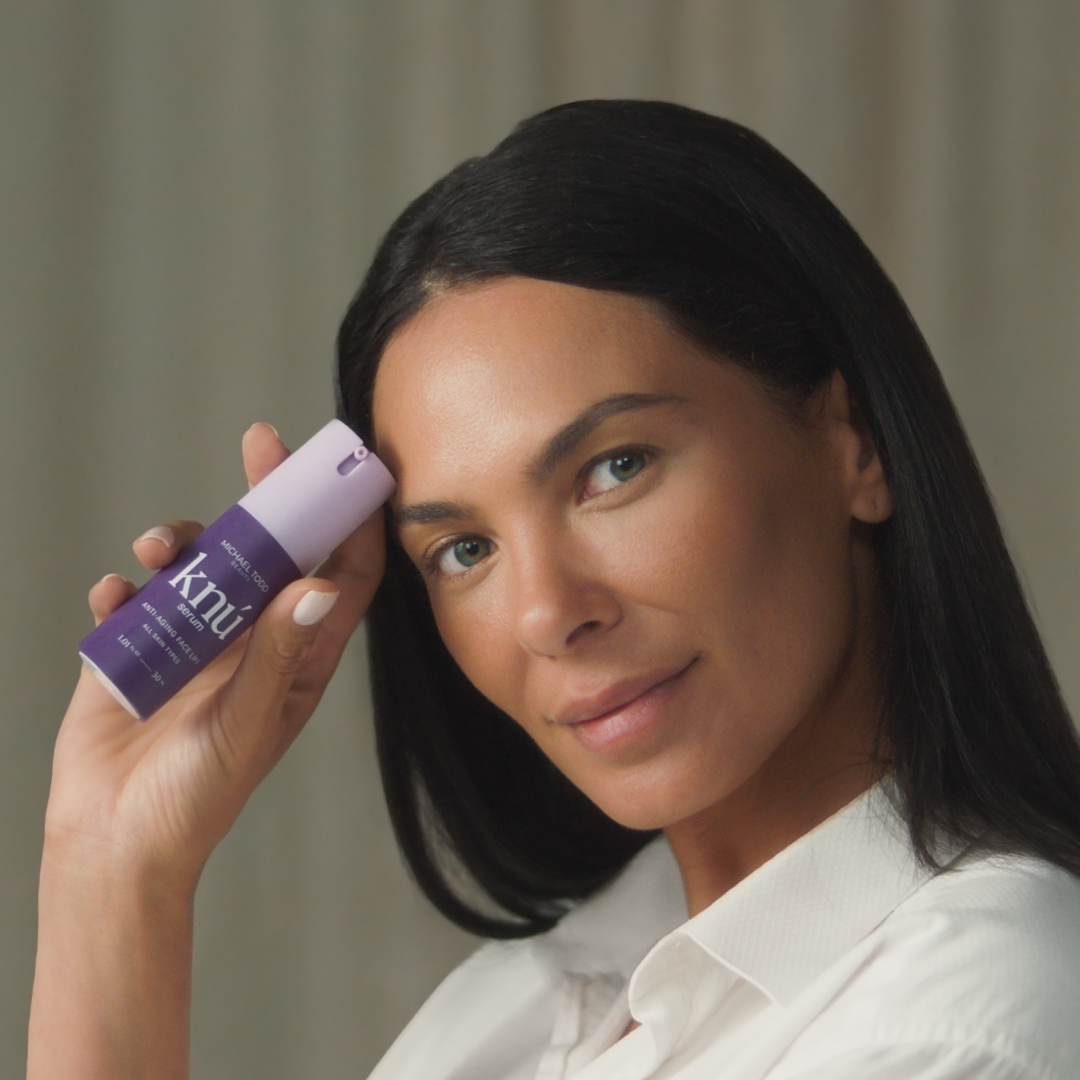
2,1,1078,1076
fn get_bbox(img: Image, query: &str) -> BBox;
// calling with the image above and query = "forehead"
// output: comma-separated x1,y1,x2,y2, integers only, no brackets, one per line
372,278,703,473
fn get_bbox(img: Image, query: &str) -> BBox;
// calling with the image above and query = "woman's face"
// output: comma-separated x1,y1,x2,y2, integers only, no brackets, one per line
373,278,890,836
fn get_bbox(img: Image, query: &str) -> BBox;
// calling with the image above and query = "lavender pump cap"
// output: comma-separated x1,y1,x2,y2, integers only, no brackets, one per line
238,420,394,573
78,420,395,720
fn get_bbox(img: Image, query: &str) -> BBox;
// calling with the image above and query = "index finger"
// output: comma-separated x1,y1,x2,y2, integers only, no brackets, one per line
277,509,387,689
314,507,387,630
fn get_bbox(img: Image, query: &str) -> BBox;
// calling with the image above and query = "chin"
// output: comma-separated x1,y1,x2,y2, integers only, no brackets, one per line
581,776,728,834
574,749,767,834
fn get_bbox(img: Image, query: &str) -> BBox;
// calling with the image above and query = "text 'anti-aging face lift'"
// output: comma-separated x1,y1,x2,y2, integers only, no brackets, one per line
79,420,395,720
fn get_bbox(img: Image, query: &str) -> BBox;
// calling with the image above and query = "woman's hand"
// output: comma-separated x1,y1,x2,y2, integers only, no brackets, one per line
29,422,386,1080
48,421,385,878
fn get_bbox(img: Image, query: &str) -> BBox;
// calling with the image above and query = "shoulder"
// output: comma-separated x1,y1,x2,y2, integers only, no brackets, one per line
799,852,1080,1078
365,938,557,1080
366,839,685,1080
889,850,1080,998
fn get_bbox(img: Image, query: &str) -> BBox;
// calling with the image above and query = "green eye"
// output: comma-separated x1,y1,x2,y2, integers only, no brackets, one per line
436,536,492,576
609,453,646,481
586,450,648,495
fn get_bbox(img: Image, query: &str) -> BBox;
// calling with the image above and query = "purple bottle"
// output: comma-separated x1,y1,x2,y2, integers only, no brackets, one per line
79,420,395,720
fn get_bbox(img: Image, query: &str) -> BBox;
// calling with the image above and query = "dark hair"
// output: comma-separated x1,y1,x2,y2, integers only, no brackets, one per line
335,99,1080,938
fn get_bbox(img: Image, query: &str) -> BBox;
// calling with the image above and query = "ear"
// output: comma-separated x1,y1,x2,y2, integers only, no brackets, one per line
822,370,892,524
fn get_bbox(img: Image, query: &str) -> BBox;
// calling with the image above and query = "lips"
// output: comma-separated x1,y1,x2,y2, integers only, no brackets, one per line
550,659,696,750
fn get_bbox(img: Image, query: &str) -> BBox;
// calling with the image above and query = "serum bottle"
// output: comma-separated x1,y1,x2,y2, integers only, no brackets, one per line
79,420,395,720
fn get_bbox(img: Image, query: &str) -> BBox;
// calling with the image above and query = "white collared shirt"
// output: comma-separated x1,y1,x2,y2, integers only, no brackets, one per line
368,787,1080,1080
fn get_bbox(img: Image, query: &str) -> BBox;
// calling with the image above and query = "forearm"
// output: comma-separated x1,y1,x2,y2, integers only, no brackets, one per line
26,424,376,1078
28,839,196,1080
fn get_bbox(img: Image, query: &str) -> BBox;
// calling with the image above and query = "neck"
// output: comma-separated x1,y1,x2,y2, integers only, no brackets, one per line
666,757,881,917
665,655,884,916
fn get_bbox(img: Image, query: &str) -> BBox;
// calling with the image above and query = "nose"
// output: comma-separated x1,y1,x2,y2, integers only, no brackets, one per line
509,538,622,658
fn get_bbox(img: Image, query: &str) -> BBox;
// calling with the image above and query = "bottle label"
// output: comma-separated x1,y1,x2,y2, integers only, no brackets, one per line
79,505,302,719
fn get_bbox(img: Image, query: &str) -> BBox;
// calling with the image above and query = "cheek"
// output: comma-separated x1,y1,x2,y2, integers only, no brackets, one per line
429,586,526,717
691,467,858,724
611,454,858,718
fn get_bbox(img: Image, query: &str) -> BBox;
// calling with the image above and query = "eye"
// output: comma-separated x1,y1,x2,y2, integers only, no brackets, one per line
433,536,493,577
583,449,649,498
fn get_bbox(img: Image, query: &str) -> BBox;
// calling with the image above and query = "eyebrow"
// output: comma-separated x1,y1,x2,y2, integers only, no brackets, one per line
525,392,683,483
395,392,683,530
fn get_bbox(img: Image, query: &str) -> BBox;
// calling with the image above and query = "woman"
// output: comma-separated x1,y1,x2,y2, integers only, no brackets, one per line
30,101,1080,1079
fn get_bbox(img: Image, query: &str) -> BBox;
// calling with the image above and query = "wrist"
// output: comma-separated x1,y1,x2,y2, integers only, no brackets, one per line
31,835,196,1080
40,816,204,901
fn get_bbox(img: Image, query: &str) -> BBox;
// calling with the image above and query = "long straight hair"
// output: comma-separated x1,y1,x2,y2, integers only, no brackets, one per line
336,100,1080,938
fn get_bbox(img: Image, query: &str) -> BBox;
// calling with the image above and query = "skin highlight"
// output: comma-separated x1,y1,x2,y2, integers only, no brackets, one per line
374,277,892,916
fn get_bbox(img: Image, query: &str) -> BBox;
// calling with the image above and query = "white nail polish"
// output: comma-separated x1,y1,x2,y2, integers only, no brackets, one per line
137,525,175,548
292,590,340,627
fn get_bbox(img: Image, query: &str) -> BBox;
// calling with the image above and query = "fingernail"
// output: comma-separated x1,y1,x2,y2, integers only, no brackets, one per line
137,526,175,548
292,589,339,627
97,573,126,586
247,421,281,439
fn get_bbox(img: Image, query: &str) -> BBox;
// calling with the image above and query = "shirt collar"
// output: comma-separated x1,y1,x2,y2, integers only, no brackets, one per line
531,782,958,1006
645,781,937,1008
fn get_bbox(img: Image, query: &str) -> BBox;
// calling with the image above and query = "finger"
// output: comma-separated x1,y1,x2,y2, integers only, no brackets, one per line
88,573,137,625
132,520,206,569
214,580,341,764
242,422,290,490
309,508,387,638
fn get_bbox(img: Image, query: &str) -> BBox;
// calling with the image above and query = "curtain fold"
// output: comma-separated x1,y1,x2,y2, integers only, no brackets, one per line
2,3,1077,1075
